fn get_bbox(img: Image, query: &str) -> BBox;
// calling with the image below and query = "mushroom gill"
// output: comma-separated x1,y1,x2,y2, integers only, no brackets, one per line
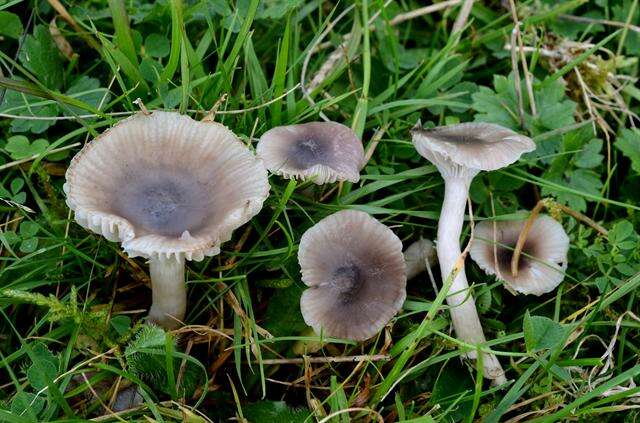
470,215,569,296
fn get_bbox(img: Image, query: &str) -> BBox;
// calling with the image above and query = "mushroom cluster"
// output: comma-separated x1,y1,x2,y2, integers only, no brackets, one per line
64,110,569,387
412,122,536,382
65,111,269,329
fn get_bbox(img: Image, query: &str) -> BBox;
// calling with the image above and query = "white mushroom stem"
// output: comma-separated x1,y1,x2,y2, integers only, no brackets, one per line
438,176,506,384
148,257,186,330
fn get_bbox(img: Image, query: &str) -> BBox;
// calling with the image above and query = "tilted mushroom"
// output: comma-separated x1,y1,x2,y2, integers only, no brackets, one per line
65,111,270,329
470,215,569,295
256,122,365,184
404,238,436,280
411,122,535,382
298,210,406,341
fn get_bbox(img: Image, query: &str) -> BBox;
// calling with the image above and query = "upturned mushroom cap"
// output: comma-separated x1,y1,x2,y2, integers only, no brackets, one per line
469,215,569,295
298,210,406,341
411,122,536,178
256,122,365,184
64,111,270,261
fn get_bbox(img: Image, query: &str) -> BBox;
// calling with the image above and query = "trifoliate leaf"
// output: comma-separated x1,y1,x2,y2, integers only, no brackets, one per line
609,220,635,244
4,136,49,160
0,88,59,133
19,221,39,238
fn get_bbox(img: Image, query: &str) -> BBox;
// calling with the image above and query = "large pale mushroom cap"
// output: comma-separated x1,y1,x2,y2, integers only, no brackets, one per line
411,122,536,178
64,111,270,261
256,122,365,184
469,215,569,295
298,210,406,341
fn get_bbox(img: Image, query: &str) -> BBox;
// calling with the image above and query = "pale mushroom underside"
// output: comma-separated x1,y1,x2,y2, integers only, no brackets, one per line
411,122,536,177
65,111,270,261
298,210,406,341
257,122,364,184
404,238,436,280
470,215,569,295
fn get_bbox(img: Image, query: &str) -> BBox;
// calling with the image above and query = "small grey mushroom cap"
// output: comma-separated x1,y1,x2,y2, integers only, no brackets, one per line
298,210,406,341
404,238,436,280
257,122,365,184
411,122,536,178
64,111,270,261
469,215,569,295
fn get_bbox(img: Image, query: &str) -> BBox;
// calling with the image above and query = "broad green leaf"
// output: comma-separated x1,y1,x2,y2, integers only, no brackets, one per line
523,311,565,352
18,25,64,90
10,392,44,420
609,220,635,244
615,128,640,173
25,343,58,395
64,76,109,116
0,11,23,39
110,315,132,336
19,238,38,253
243,401,310,423
27,360,57,390
574,138,603,169
144,33,170,58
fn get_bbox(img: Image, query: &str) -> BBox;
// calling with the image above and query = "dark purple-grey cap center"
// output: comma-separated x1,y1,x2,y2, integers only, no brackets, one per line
332,264,364,304
111,171,211,237
288,137,332,169
496,240,535,276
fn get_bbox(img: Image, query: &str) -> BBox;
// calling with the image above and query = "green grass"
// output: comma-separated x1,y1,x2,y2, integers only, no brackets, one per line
1,0,640,421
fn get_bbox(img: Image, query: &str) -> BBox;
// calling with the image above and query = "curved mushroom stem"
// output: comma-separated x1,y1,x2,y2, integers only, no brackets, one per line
148,257,186,330
438,177,506,384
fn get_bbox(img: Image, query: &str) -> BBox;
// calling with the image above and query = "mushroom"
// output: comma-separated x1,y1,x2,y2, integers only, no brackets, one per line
298,210,406,341
64,111,270,329
256,122,365,184
411,122,535,382
470,215,569,295
404,238,436,280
